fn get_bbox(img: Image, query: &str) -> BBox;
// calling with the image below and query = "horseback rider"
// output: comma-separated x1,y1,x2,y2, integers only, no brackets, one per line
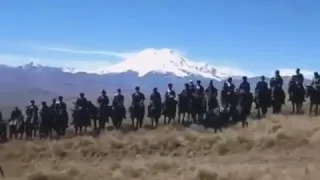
76,93,88,110
112,88,126,119
311,72,320,91
270,70,283,98
132,86,145,108
270,70,283,88
189,80,196,93
205,80,218,110
151,87,162,104
56,96,68,128
26,100,39,121
10,107,22,120
222,77,235,107
50,98,57,113
239,76,251,94
291,68,305,100
98,89,109,107
56,96,67,115
206,80,218,96
196,80,204,96
165,83,176,101
255,76,269,94
113,88,125,107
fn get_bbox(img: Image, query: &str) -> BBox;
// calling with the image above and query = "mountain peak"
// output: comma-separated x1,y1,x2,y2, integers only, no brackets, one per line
97,48,228,80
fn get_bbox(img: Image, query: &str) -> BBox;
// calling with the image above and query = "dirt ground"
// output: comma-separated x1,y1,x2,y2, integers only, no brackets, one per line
1,112,320,180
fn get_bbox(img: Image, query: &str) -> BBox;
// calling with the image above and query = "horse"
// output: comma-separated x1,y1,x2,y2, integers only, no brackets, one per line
129,101,145,130
177,93,191,124
232,89,252,128
289,83,305,114
254,89,270,118
190,93,206,124
305,85,320,116
25,108,39,139
162,98,177,124
72,105,90,135
203,106,231,133
8,116,25,139
270,86,285,114
148,100,162,128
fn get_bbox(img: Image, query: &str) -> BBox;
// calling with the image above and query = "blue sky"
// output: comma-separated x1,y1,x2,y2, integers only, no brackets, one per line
0,0,319,77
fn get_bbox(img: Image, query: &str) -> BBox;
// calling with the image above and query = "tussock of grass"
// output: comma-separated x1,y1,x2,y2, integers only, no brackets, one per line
2,114,320,179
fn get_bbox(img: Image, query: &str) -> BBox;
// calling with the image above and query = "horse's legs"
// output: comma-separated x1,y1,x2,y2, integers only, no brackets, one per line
155,118,159,128
139,117,143,128
131,118,135,128
93,119,97,130
256,107,261,119
151,118,154,127
135,118,139,130
309,103,313,115
291,102,295,113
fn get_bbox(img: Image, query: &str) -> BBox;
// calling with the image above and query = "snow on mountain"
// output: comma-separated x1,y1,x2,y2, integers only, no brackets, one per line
96,48,238,80
17,62,79,73
2,48,253,80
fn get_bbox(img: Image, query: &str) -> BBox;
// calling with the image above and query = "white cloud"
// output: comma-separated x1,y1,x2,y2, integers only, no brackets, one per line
270,68,316,79
37,47,137,59
0,54,113,72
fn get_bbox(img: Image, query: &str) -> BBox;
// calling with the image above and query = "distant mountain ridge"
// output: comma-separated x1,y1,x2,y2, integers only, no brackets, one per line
0,48,312,117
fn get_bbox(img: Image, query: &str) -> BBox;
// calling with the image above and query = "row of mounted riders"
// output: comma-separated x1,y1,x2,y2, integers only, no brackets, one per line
0,75,320,140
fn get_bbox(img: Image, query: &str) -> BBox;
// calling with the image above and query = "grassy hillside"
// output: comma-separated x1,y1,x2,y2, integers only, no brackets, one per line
1,111,320,179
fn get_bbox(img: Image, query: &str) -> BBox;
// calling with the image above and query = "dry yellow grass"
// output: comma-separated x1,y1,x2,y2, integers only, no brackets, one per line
1,114,320,180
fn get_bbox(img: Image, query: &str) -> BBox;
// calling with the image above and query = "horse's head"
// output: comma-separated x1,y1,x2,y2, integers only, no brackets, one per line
305,84,314,97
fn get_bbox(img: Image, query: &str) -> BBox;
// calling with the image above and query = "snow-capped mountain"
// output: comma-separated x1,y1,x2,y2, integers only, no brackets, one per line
96,48,235,80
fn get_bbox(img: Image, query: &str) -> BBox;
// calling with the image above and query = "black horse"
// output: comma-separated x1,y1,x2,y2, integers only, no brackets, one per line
148,100,162,128
129,102,145,130
177,93,191,124
305,85,320,116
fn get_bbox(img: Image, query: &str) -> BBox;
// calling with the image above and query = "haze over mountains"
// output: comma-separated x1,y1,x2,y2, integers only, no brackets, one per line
0,48,311,116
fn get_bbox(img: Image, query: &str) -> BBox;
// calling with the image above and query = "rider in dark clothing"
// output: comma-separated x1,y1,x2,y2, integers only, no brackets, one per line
239,76,251,93
270,70,283,88
181,83,192,99
76,93,88,110
255,76,269,94
113,88,126,119
131,86,145,107
293,68,304,85
223,77,235,94
189,80,196,93
113,89,125,107
56,96,67,113
206,80,218,110
222,77,235,107
288,68,305,101
196,80,204,96
10,107,22,120
311,72,320,91
50,98,57,112
40,102,50,120
165,83,176,101
151,88,162,103
97,89,109,108
205,80,218,96
26,100,38,119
